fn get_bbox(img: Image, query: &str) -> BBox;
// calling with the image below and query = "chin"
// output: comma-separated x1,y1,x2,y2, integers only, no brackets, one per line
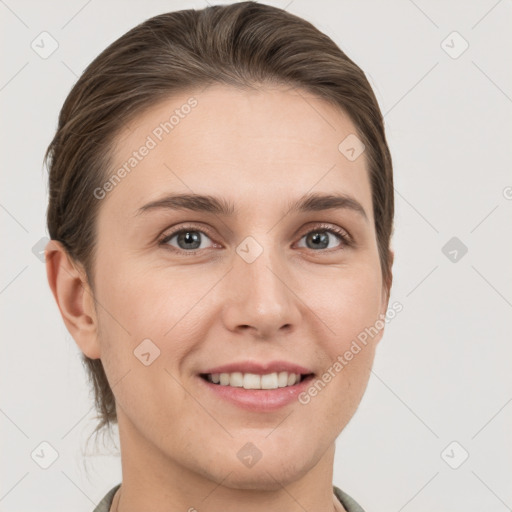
221,462,313,491
210,446,317,491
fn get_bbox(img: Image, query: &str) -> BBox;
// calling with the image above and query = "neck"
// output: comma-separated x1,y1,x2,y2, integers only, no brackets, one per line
112,411,347,512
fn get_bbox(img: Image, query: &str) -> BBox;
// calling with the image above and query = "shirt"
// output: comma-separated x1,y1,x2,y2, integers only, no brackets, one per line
92,483,366,512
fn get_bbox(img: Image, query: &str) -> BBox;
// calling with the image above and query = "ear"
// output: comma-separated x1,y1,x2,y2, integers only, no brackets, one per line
376,248,394,342
45,239,101,359
381,248,394,311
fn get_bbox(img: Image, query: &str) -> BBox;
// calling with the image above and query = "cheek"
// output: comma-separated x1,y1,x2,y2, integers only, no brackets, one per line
95,256,185,335
92,255,210,379
299,264,383,418
92,262,199,428
94,244,384,368
310,263,384,348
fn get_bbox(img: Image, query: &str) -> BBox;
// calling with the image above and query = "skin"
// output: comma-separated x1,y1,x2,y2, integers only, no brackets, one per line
46,84,393,512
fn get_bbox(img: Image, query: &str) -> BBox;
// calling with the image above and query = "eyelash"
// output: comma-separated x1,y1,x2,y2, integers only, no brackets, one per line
158,223,353,255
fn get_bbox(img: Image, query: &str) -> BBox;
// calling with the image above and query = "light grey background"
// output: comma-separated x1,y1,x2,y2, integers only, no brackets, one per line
1,0,511,510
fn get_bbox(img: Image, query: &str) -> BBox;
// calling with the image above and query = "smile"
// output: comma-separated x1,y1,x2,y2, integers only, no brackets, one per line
201,371,311,389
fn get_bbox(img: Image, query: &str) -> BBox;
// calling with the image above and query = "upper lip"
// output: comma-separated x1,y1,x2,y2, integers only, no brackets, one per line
200,360,314,375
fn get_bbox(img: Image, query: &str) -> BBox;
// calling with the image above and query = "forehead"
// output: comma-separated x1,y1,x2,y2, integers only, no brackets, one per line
105,84,373,219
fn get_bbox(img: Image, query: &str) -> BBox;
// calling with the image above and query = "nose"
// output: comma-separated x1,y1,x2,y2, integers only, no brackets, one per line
221,243,302,339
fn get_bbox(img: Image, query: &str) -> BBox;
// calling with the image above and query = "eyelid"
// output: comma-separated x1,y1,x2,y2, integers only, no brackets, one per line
297,222,352,243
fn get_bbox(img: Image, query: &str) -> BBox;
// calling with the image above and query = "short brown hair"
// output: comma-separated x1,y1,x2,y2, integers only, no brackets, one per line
45,1,394,439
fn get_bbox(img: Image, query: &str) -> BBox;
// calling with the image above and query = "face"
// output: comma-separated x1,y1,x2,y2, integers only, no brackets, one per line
90,84,390,490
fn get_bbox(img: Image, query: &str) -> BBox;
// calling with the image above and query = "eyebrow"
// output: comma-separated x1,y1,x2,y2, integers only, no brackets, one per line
136,192,368,222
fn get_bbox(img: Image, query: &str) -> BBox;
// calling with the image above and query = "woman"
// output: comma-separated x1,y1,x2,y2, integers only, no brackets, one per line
44,2,394,511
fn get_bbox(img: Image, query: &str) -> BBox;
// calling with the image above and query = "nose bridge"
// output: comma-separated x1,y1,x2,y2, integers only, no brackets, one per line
223,233,300,336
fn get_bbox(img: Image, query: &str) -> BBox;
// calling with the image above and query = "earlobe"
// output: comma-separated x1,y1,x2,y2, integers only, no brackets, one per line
384,248,394,305
45,240,101,359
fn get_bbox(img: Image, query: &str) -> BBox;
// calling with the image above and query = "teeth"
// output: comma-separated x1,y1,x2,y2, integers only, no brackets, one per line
206,371,303,389
244,373,261,389
278,371,289,387
229,372,244,387
261,373,278,389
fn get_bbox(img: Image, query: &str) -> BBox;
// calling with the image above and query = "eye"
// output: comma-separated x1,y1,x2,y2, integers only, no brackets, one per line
159,226,216,252
296,225,352,251
159,223,352,255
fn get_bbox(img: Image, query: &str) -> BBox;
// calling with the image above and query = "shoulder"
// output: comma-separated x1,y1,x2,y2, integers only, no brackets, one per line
333,485,367,512
91,483,121,512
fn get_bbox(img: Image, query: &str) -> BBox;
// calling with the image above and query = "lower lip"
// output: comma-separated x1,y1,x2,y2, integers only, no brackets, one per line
197,375,315,412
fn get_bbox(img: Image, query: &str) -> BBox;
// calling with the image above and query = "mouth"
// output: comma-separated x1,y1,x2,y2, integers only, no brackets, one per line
199,371,315,390
197,361,316,411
